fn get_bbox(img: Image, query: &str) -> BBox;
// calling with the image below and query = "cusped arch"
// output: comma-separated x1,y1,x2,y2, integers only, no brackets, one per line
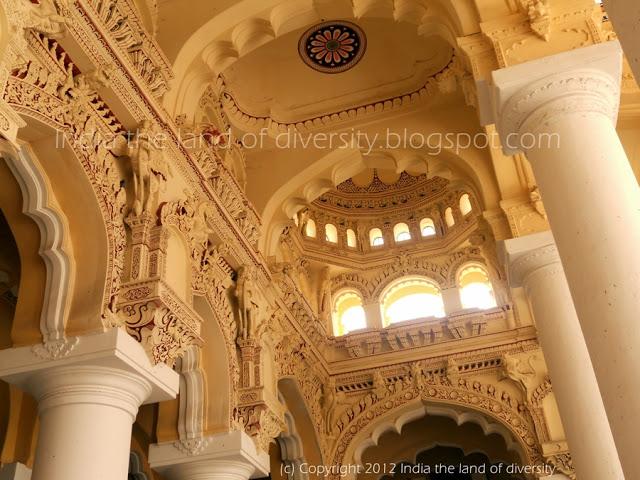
371,271,446,301
195,292,237,432
278,377,325,467
332,387,540,473
331,273,373,302
2,109,125,339
352,402,524,466
444,250,488,289
0,142,73,346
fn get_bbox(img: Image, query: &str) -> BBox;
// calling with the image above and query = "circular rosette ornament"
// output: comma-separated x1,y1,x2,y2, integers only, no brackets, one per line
299,21,366,73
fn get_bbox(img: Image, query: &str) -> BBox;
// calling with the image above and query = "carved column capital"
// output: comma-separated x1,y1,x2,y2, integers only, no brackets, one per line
149,431,270,480
484,41,623,154
499,231,562,288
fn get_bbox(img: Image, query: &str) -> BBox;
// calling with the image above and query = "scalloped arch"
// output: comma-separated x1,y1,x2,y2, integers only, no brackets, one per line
352,403,523,465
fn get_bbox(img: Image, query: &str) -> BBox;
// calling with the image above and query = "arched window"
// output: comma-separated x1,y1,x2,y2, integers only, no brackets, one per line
333,291,367,336
370,228,384,247
393,223,411,242
420,218,436,237
346,229,357,248
381,277,445,326
458,264,497,310
305,218,316,238
459,193,472,216
444,207,455,227
325,223,338,243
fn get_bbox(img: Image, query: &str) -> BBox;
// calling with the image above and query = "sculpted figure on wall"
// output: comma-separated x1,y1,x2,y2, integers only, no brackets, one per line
322,377,350,436
318,267,332,323
235,265,259,342
127,120,171,216
372,370,389,400
529,186,547,220
501,353,537,398
61,70,110,138
18,0,68,39
296,208,309,233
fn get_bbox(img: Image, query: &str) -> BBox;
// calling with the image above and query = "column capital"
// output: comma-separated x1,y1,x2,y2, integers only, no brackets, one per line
149,431,270,480
481,41,623,154
0,328,179,408
498,231,562,288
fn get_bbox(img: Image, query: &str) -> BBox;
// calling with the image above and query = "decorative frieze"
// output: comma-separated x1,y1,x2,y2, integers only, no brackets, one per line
81,0,173,99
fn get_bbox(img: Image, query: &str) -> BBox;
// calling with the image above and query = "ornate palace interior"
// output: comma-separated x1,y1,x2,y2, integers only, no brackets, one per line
0,0,639,479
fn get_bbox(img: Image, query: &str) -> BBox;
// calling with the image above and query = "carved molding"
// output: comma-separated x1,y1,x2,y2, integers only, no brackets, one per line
498,70,620,149
0,142,73,348
216,55,459,135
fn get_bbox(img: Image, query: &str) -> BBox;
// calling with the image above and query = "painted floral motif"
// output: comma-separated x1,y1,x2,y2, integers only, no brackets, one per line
299,21,366,73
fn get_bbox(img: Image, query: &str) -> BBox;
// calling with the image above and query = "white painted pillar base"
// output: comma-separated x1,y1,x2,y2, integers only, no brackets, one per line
149,431,270,480
485,40,639,478
0,329,179,480
501,232,624,480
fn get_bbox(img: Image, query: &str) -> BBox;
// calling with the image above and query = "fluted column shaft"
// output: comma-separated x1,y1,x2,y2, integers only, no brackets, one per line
502,232,623,480
490,41,640,478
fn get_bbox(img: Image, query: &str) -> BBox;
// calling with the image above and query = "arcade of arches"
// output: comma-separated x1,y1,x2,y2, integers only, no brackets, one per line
0,1,639,480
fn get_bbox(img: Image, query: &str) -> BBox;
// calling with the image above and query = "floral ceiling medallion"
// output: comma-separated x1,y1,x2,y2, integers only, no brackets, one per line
298,21,366,74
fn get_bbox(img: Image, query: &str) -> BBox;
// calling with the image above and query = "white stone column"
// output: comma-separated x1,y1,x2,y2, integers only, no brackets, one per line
486,41,640,478
501,231,624,480
0,329,179,480
149,431,270,480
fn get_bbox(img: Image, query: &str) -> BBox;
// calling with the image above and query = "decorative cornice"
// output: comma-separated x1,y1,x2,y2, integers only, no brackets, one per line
314,175,450,216
218,55,458,134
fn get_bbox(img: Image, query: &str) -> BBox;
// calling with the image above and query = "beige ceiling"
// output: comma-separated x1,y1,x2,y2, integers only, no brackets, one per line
222,18,453,121
156,0,240,63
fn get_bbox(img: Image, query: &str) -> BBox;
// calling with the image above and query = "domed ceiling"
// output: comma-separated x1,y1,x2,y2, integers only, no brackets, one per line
313,168,450,216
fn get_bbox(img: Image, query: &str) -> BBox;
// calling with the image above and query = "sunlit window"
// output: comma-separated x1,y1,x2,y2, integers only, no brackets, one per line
346,229,357,248
305,218,316,238
333,291,367,336
325,223,338,243
381,278,445,326
420,218,436,237
458,265,497,310
444,207,455,227
370,228,384,247
393,223,411,242
459,194,472,216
